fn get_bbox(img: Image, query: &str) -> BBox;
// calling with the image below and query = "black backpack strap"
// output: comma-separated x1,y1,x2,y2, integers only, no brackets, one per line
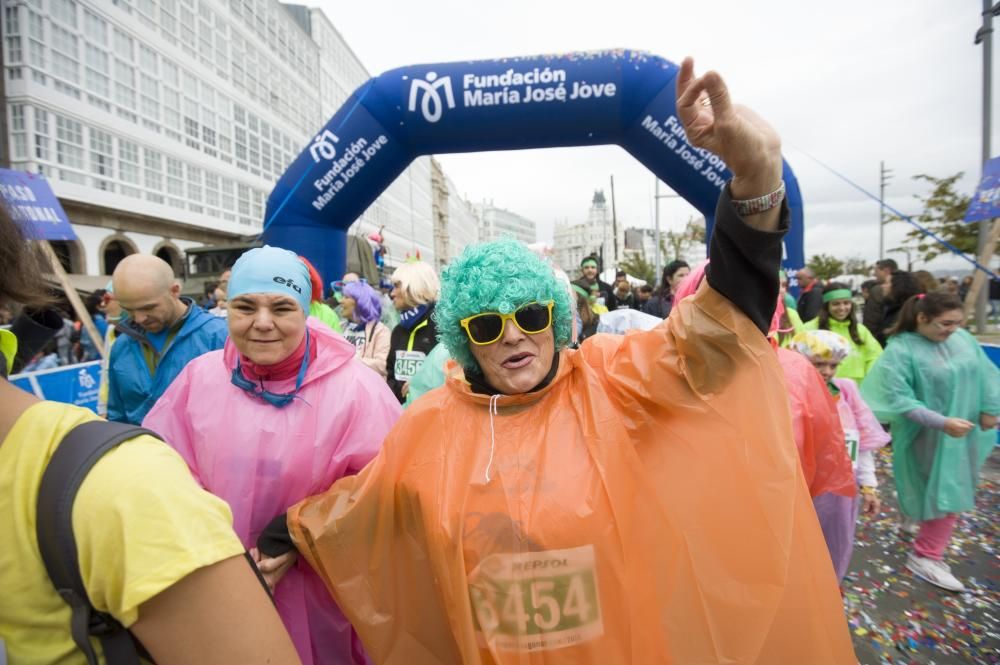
37,421,161,665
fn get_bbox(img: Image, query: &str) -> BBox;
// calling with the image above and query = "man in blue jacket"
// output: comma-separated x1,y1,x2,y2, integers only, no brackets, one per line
108,254,228,424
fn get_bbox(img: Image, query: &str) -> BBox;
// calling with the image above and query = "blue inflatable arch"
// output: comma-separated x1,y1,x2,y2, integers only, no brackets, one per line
263,49,804,283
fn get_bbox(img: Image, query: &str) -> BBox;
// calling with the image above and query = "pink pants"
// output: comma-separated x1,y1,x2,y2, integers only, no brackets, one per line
913,514,958,560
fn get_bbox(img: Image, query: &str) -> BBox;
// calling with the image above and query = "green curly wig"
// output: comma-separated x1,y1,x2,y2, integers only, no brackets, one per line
434,238,572,372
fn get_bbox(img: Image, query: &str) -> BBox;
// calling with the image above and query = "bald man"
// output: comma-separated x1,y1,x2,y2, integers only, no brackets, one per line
108,255,228,424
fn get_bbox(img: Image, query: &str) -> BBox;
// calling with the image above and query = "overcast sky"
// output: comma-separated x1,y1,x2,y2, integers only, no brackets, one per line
314,0,996,273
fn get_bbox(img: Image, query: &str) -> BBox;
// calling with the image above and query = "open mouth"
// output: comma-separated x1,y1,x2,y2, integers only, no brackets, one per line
502,352,535,369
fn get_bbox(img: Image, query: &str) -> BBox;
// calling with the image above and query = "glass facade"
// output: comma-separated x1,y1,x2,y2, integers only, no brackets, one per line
2,0,453,263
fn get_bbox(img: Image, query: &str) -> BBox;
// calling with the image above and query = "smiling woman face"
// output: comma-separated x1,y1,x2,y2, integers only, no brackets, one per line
228,293,307,365
469,321,555,395
827,298,853,322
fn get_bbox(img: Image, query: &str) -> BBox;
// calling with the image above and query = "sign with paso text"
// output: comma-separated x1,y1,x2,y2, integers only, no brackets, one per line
0,168,77,240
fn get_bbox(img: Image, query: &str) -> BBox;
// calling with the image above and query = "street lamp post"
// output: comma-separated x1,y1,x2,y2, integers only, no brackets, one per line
974,0,1000,332
653,178,681,289
889,247,912,272
878,161,893,261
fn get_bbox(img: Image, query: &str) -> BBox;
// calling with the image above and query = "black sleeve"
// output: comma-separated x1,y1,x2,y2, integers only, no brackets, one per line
706,184,789,334
257,512,295,557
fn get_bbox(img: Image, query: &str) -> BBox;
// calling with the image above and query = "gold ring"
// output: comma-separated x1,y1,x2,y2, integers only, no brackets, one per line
701,98,711,107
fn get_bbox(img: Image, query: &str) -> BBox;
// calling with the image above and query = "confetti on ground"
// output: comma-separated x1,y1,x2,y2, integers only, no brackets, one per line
845,447,1000,664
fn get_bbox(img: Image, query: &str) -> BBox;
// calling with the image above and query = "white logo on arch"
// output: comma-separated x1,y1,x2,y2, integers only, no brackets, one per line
408,72,455,123
78,369,96,390
309,129,340,163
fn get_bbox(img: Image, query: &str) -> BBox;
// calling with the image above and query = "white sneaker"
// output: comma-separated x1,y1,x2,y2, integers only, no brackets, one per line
906,554,965,592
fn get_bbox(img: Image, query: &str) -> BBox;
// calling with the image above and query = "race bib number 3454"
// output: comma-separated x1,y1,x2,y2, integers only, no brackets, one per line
468,545,604,653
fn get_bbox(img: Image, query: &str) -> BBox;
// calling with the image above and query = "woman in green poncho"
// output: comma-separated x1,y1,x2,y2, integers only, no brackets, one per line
861,291,1000,592
804,282,882,383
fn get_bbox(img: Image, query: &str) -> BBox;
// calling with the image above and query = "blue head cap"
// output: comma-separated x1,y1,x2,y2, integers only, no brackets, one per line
228,245,311,313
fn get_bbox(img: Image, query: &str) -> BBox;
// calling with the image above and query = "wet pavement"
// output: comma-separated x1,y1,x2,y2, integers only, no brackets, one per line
845,447,999,664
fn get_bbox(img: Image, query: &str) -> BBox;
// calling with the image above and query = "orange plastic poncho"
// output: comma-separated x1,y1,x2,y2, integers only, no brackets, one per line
289,284,855,664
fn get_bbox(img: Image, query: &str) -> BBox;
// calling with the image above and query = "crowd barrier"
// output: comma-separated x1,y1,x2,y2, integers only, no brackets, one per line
10,361,101,412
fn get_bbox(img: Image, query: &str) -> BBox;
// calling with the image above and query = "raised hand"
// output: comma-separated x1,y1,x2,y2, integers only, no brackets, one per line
675,57,783,204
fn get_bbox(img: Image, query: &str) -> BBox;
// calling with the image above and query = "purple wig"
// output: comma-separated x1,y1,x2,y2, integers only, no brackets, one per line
342,280,382,324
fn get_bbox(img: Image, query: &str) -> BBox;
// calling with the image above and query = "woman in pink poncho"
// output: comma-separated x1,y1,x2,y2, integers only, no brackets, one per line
144,246,402,665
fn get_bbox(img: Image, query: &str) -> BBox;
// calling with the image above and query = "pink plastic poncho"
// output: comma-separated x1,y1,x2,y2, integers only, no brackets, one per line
816,377,891,580
143,319,402,665
776,347,856,499
777,349,858,582
833,377,891,455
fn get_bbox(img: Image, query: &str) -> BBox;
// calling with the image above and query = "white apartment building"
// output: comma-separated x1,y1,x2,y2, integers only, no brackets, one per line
624,227,658,262
553,189,624,275
293,6,441,272
445,173,478,262
1,0,447,280
476,201,536,246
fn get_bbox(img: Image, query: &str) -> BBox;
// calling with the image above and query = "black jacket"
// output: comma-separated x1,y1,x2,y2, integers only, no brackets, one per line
385,303,438,403
642,293,674,319
796,285,824,323
610,292,637,310
572,278,615,308
862,283,886,336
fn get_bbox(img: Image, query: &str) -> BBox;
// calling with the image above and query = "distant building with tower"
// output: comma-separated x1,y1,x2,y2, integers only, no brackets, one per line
553,189,623,274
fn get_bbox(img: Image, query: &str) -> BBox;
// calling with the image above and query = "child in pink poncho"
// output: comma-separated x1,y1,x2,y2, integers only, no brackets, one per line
790,329,891,580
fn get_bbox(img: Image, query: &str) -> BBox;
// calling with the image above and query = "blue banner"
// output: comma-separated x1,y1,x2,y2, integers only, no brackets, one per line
0,168,77,240
264,50,806,283
10,361,101,412
964,156,1000,223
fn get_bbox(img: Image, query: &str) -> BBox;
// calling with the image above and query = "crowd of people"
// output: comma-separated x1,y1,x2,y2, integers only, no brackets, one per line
2,58,999,665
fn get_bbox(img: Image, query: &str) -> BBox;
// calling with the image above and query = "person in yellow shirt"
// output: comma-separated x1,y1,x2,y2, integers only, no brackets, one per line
804,282,882,383
0,207,300,664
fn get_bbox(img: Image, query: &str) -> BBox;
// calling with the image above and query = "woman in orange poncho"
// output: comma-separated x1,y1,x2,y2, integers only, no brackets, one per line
259,59,855,664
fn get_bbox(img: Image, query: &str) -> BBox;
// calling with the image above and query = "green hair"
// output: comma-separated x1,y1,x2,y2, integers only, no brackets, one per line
434,238,572,372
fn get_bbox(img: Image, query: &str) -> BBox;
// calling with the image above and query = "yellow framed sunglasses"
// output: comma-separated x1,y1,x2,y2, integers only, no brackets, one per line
459,301,554,346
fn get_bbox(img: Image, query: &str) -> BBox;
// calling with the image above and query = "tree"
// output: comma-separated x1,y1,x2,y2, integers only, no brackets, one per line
889,173,979,264
807,254,845,281
842,256,870,276
618,252,655,284
660,216,707,262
